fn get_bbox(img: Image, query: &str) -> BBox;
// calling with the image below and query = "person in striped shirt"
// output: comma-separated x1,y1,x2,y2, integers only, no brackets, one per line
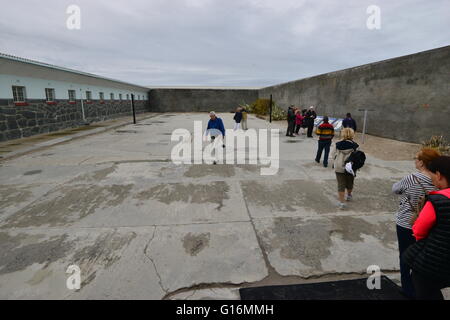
314,116,335,168
392,148,441,299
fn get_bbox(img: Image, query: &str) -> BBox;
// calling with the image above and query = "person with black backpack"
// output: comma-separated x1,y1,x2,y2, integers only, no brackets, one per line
333,128,360,210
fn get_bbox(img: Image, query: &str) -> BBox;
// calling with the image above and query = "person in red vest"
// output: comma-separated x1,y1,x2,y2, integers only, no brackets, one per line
403,156,450,300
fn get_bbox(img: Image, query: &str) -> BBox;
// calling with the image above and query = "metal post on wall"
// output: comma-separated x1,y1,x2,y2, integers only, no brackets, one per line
358,109,374,144
131,94,137,125
269,94,273,123
80,89,86,122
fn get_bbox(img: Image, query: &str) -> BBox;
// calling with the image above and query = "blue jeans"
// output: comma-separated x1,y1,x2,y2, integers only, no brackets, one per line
397,225,416,299
315,140,332,167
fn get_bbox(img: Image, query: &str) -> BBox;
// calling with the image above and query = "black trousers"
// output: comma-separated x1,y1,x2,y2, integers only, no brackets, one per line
315,140,332,167
286,120,295,136
396,225,416,299
307,122,314,137
412,271,445,300
295,124,302,134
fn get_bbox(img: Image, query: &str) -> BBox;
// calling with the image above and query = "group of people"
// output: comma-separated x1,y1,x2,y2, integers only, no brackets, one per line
210,108,450,299
302,109,450,300
393,150,450,300
286,106,317,138
232,107,248,131
309,111,450,299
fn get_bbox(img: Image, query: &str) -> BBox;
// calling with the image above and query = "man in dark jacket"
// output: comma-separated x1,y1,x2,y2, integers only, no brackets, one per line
342,113,357,131
286,106,296,137
305,106,317,138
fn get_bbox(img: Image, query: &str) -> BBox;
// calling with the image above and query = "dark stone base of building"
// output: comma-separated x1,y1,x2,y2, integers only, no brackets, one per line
0,99,150,142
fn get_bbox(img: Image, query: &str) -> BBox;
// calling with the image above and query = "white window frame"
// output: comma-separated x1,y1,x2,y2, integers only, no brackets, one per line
12,86,26,102
110,93,114,100
99,92,104,101
119,93,122,101
45,88,55,102
86,91,92,101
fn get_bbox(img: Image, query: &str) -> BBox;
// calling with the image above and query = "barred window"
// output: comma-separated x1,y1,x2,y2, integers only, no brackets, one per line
45,88,55,102
68,90,76,102
126,94,129,100
119,94,122,101
110,93,114,100
12,86,26,102
86,91,92,101
99,92,104,101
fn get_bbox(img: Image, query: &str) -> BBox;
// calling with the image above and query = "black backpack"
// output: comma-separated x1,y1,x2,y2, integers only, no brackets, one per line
345,150,366,171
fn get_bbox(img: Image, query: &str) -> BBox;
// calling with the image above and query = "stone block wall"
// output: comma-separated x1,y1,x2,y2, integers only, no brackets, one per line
0,99,149,142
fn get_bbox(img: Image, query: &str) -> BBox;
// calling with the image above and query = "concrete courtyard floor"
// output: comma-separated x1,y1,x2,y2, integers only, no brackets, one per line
0,112,448,300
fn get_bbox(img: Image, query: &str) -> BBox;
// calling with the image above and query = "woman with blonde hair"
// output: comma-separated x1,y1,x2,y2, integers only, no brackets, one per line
333,128,359,210
392,147,441,299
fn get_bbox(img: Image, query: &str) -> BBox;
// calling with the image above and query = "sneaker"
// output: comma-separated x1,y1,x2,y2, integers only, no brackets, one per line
338,202,346,210
346,194,353,201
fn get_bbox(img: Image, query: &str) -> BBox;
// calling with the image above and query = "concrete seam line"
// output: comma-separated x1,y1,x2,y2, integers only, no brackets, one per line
235,180,279,279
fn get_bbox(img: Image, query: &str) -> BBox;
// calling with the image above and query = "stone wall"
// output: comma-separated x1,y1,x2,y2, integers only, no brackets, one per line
0,99,149,142
148,88,258,113
259,46,450,143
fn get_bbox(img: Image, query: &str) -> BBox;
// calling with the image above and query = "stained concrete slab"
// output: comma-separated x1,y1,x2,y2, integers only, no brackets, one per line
0,112,444,299
145,222,268,293
0,227,163,300
253,214,398,278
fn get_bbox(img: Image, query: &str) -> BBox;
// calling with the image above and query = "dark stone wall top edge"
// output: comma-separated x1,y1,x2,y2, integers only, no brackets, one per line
260,45,450,90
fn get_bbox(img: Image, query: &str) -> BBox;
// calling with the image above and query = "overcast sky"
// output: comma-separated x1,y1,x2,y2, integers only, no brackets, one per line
0,0,449,87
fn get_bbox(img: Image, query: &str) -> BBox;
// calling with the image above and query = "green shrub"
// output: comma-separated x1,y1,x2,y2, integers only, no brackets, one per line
240,99,287,121
422,135,450,155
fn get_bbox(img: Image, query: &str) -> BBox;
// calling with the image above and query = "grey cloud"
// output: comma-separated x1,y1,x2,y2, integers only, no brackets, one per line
0,0,449,87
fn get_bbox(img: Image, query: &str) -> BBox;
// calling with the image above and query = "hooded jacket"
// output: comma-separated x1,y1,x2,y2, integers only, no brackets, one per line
333,140,359,173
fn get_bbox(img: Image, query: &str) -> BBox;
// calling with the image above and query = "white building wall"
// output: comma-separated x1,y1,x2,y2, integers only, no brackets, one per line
0,74,148,101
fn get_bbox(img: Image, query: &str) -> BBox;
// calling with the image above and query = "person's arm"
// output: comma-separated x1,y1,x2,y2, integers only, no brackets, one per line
205,120,211,136
412,201,437,241
219,119,226,137
392,176,409,194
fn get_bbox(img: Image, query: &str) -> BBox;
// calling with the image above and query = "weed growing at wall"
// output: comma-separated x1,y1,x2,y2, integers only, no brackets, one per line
422,135,450,155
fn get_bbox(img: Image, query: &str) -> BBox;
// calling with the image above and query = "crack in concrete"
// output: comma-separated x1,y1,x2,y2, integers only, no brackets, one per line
163,270,401,300
143,226,169,295
237,181,281,280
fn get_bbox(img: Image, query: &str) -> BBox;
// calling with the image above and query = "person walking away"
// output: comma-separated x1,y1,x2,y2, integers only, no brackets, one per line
233,107,243,131
286,106,295,137
343,113,357,131
241,107,248,131
392,148,441,299
305,106,317,138
315,116,334,168
403,156,450,300
295,109,305,135
333,128,359,210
